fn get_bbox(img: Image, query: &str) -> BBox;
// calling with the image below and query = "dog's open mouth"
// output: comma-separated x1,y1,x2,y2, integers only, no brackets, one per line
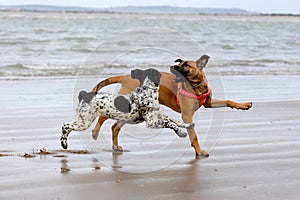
170,66,188,83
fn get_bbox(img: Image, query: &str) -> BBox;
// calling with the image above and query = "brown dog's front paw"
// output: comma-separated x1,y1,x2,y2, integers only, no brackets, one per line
242,102,252,110
112,145,124,152
196,149,209,158
235,102,252,110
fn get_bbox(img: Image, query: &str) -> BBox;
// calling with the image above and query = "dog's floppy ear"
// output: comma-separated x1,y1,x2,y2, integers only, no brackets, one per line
196,55,210,69
174,58,184,63
78,91,97,103
147,68,161,85
131,69,144,86
131,69,143,79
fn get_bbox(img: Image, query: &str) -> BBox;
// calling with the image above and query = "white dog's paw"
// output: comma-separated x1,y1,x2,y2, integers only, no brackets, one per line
176,128,188,138
60,136,68,149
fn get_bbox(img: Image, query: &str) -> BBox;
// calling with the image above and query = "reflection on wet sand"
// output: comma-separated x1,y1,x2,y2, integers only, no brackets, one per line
60,158,70,174
112,152,123,169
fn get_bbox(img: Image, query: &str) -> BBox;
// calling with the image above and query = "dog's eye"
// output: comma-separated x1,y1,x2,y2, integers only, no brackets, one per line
182,63,190,68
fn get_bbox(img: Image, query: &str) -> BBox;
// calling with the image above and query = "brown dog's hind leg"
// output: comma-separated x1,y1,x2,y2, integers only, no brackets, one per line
92,116,108,140
112,121,126,152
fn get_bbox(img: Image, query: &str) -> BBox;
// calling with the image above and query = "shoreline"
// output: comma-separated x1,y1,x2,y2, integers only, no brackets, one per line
1,75,300,102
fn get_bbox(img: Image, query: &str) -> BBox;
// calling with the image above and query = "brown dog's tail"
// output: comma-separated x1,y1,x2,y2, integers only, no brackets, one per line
91,76,124,92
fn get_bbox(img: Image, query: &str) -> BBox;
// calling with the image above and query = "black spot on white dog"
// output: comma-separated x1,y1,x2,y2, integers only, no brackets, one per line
114,96,131,113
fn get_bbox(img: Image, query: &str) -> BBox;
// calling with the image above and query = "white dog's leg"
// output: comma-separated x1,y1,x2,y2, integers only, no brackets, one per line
162,115,195,138
143,111,193,138
168,117,195,129
60,102,97,149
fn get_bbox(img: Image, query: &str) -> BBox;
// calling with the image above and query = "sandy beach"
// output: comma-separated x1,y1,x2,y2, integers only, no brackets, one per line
0,7,299,200
0,76,299,200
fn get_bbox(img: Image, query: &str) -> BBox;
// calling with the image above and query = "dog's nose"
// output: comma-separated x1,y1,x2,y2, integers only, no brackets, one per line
170,65,179,70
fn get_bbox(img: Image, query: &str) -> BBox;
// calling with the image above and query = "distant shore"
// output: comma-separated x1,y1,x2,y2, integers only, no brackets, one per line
0,5,299,17
1,9,300,18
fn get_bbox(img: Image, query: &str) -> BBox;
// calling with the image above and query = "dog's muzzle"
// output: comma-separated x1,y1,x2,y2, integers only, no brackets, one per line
170,65,179,74
170,65,187,82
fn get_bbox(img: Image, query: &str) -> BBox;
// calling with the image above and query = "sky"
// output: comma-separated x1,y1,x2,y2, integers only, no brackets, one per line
1,0,300,14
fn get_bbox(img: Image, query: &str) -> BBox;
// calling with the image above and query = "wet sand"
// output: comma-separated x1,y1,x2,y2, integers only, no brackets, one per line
0,77,299,200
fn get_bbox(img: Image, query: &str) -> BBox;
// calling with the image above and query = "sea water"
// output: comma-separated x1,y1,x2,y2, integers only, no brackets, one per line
0,12,299,77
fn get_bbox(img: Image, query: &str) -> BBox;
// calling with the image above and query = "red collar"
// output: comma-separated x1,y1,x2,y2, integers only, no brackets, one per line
176,83,211,110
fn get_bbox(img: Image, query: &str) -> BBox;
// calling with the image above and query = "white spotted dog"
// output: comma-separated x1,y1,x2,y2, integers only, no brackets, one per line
129,69,194,130
60,68,194,150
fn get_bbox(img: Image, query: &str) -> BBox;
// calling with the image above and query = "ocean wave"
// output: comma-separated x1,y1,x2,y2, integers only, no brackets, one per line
0,62,300,78
221,44,235,50
214,59,300,75
1,61,299,78
0,63,172,77
218,59,300,68
34,29,68,34
0,40,27,45
60,36,95,42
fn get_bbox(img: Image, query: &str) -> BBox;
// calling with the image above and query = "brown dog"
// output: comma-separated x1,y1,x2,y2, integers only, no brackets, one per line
91,55,252,158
